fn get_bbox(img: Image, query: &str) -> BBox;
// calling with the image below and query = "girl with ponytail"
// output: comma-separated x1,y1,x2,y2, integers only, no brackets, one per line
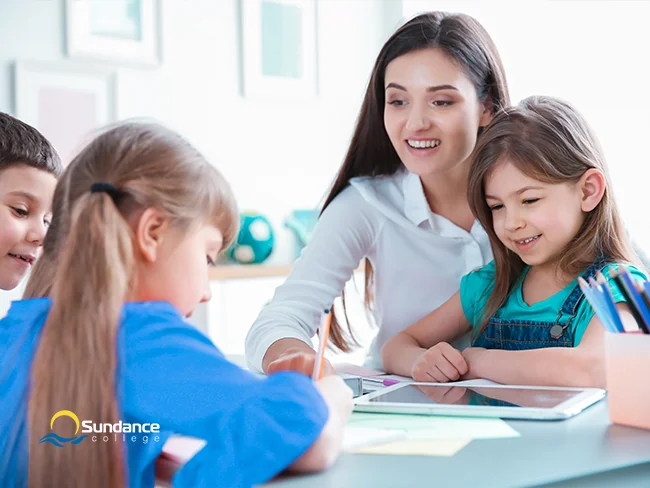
1,122,352,488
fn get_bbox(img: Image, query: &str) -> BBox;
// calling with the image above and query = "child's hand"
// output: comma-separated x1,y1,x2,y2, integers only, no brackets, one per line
460,347,488,379
289,376,353,473
316,375,354,422
411,342,468,382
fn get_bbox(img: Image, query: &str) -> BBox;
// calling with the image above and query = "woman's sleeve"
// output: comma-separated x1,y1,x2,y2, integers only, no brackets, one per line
244,186,382,372
123,318,330,488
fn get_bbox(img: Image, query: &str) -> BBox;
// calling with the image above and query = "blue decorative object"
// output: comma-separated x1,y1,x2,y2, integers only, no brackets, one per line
227,213,275,264
283,209,318,260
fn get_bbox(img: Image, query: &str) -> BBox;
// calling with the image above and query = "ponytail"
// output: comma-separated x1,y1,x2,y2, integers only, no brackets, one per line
28,191,134,488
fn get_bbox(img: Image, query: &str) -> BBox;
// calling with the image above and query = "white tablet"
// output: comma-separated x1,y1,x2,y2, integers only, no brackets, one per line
354,382,606,420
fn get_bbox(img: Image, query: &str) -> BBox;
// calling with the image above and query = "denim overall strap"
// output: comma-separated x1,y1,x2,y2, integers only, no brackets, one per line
549,256,610,340
473,257,610,350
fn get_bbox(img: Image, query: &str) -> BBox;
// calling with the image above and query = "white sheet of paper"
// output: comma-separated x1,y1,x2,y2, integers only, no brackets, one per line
347,411,519,441
352,438,472,456
343,426,407,451
161,436,207,463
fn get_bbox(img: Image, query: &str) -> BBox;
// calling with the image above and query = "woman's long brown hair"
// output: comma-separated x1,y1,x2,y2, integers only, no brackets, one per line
467,96,643,335
24,122,238,488
319,11,511,350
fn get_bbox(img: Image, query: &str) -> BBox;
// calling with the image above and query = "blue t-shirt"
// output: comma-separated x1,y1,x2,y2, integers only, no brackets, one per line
460,261,647,345
0,299,328,488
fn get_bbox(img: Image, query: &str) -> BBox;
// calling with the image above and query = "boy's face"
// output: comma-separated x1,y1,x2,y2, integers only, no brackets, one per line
0,164,57,290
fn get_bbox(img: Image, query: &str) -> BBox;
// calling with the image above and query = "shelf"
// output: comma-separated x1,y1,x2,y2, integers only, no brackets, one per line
209,263,365,281
209,264,294,280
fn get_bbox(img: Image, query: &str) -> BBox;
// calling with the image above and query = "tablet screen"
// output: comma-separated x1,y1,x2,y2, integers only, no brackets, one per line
367,385,580,409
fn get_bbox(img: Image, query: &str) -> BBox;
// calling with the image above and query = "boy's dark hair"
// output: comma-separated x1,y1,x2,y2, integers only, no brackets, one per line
0,112,62,176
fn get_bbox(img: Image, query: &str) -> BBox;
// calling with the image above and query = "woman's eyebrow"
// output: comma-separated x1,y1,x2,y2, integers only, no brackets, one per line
385,82,458,93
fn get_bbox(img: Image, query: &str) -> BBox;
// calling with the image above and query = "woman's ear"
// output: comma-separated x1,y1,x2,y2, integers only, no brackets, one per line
134,207,169,263
579,168,606,212
479,97,494,128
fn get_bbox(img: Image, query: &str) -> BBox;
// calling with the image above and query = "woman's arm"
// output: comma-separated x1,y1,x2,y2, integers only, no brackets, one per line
381,291,471,379
245,187,381,374
262,338,330,375
462,304,637,387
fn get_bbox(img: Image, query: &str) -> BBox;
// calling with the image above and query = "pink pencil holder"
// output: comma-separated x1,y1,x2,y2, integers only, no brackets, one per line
605,331,650,430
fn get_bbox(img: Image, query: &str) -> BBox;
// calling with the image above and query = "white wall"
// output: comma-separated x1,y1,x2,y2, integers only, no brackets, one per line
2,0,649,351
0,0,400,262
0,0,400,317
404,0,650,252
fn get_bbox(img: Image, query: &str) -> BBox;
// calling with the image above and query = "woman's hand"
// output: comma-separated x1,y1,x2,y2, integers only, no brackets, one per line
411,342,468,382
267,348,335,377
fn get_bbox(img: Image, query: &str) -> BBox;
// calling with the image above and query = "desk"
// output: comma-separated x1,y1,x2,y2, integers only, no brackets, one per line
267,400,650,488
209,264,294,280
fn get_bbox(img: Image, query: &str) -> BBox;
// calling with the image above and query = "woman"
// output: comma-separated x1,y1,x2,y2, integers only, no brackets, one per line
245,11,510,373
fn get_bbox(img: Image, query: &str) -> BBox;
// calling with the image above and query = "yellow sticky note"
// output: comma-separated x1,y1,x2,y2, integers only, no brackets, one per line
351,438,471,456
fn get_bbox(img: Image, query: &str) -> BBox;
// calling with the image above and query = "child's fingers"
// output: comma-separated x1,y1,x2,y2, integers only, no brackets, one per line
432,357,461,382
413,343,466,382
424,365,450,383
440,344,469,376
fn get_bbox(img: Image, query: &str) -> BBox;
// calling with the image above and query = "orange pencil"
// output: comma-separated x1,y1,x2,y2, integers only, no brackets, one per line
312,309,331,381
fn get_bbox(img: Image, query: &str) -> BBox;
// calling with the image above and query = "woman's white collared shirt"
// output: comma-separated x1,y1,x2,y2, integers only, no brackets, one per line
245,170,492,371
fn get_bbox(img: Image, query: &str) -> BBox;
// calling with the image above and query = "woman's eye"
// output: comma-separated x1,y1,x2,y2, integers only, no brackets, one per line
523,198,540,205
432,100,452,107
489,204,504,211
387,99,407,106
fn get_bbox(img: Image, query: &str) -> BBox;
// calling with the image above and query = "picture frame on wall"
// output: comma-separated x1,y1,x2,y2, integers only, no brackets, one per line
239,0,318,98
14,61,117,166
65,0,161,67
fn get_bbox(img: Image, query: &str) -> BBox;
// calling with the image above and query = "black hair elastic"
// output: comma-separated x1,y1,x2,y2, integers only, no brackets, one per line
90,182,121,202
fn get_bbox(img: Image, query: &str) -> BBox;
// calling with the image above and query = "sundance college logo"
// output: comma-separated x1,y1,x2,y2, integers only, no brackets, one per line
39,410,161,447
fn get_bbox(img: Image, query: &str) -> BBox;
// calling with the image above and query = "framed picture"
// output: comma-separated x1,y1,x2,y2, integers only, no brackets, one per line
65,0,161,67
239,0,318,98
14,61,117,166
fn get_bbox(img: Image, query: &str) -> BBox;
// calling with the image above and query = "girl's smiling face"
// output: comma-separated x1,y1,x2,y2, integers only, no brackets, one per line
485,160,587,269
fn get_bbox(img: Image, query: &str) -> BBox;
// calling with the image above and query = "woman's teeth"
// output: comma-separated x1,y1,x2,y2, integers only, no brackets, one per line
9,253,31,263
407,139,440,148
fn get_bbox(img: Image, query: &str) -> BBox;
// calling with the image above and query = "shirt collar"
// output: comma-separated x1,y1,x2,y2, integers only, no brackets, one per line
402,171,430,226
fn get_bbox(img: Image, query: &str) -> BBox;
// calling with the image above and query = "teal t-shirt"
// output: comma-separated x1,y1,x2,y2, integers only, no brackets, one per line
459,261,647,346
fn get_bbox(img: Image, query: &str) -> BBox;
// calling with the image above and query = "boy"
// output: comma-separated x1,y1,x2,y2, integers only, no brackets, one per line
0,112,62,290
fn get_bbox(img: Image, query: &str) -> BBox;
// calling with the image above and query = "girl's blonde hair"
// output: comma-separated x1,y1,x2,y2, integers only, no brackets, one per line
24,122,238,488
467,95,642,335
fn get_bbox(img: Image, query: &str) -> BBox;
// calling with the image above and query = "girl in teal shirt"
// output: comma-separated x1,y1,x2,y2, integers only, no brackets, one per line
0,123,352,488
382,96,646,388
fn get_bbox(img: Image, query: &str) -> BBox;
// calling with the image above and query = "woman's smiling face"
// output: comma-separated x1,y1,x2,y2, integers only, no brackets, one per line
383,48,492,178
